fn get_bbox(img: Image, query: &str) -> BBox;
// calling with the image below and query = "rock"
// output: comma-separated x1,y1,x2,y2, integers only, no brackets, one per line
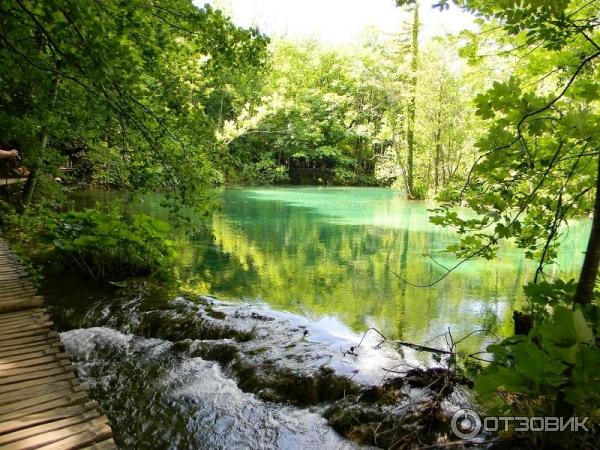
171,339,193,352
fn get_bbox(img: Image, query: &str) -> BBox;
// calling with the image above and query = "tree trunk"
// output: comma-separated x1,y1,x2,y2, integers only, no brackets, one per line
405,2,419,199
24,76,60,208
434,127,441,194
573,155,600,306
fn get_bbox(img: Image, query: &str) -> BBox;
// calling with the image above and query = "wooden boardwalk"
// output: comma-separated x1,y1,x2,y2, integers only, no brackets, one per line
0,238,116,449
0,179,27,188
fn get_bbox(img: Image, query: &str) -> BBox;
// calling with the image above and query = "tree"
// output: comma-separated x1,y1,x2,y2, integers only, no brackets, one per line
225,40,384,185
405,2,419,198
0,1,268,210
398,0,600,430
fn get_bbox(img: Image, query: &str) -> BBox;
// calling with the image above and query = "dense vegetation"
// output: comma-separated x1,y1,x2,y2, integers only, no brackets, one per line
1,0,599,448
0,0,487,197
414,0,600,446
0,0,268,209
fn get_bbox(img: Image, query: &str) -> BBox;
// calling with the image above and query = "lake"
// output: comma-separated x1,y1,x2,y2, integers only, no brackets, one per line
72,186,591,352
52,186,591,448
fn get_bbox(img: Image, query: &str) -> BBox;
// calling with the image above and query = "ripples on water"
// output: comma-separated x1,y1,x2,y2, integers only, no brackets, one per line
61,327,359,450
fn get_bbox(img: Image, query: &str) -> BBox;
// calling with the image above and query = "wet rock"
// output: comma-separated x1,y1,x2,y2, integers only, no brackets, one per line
171,339,193,353
204,307,226,320
324,401,387,445
249,312,275,322
189,339,240,365
359,385,403,405
404,367,474,395
135,310,253,343
59,293,477,449
235,366,359,406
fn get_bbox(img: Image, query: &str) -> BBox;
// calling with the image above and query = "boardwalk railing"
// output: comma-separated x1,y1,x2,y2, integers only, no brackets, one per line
0,237,116,450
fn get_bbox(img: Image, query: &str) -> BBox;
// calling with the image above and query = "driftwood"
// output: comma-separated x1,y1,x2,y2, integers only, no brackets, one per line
394,341,453,355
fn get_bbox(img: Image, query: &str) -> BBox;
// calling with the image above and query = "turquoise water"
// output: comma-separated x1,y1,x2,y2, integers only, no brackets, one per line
74,187,591,351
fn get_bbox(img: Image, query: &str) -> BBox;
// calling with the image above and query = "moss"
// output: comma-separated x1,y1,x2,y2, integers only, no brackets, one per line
205,308,226,320
324,402,386,445
171,339,193,353
136,311,253,343
189,341,239,365
256,388,283,403
359,385,402,405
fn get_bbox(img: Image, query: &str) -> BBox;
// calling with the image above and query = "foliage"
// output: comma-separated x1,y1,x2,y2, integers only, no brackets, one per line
476,285,600,416
221,36,484,192
0,0,487,195
3,205,176,281
43,209,177,281
419,0,600,263
405,0,600,435
224,40,378,185
0,0,268,210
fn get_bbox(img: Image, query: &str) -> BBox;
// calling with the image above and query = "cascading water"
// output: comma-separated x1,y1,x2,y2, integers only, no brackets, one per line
44,273,476,450
61,327,360,450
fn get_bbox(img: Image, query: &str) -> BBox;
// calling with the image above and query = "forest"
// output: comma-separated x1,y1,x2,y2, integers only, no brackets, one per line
0,0,599,449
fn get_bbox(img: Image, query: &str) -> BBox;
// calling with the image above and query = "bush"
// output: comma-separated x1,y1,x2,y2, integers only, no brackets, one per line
44,209,177,281
474,280,600,437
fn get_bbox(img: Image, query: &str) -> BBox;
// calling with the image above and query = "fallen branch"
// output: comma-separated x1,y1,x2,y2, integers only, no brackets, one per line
395,341,453,355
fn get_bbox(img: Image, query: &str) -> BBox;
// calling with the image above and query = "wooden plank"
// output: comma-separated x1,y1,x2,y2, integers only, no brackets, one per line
0,342,62,359
0,411,101,446
0,363,74,386
0,402,99,435
0,352,69,372
0,299,45,315
0,271,24,277
0,371,76,394
0,347,60,366
0,238,113,447
0,309,45,321
0,281,27,286
0,315,49,329
0,379,82,406
0,291,39,301
0,385,88,417
0,281,37,288
0,390,89,422
0,287,37,297
0,321,53,334
35,422,112,450
0,277,31,285
0,416,108,450
0,325,52,341
0,359,71,380
0,310,49,320
81,438,116,450
0,281,36,290
0,326,55,340
0,331,59,350
0,315,51,327
0,295,38,303
0,340,61,356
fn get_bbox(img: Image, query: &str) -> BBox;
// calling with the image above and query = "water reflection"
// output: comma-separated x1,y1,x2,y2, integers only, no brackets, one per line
72,187,590,353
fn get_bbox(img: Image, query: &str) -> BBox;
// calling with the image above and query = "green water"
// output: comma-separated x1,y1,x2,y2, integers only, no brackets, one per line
74,187,591,350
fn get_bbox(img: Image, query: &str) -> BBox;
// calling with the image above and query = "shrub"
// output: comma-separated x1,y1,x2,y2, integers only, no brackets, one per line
474,280,600,434
44,209,176,281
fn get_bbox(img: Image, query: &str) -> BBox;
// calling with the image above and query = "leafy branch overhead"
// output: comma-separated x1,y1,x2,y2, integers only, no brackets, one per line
0,0,268,208
410,0,600,288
